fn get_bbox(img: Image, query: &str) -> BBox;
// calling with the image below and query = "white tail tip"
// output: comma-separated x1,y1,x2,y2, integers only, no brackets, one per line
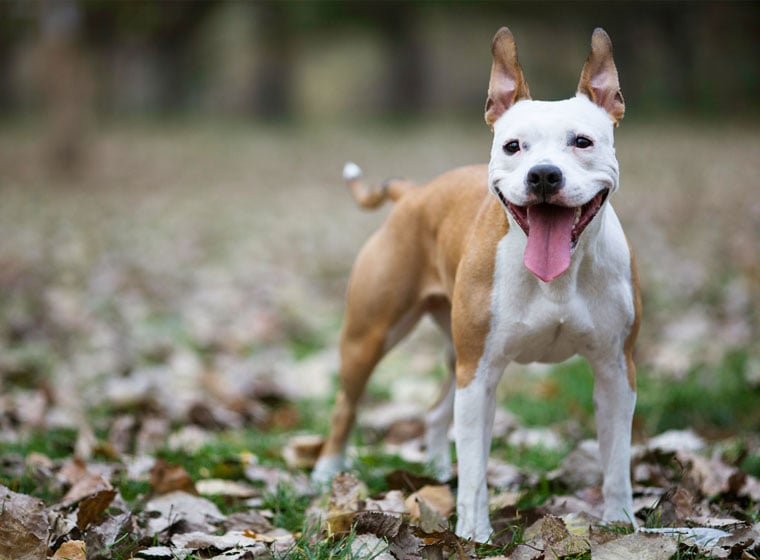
343,162,362,182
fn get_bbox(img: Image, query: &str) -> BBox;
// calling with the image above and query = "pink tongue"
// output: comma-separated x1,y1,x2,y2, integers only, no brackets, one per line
524,204,576,282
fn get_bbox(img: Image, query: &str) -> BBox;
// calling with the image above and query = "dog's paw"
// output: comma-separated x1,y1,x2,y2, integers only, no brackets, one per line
310,454,345,486
455,519,494,544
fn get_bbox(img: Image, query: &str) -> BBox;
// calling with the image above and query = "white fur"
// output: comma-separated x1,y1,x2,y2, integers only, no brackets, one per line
343,161,363,181
455,97,637,541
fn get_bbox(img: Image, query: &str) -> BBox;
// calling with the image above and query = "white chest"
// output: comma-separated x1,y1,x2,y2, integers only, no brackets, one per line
484,210,634,366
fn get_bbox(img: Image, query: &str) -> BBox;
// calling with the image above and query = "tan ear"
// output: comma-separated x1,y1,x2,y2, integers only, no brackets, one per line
485,27,531,129
577,28,625,125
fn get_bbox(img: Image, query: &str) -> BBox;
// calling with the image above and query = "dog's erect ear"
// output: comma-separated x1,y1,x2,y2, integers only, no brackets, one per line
485,27,531,129
577,28,625,125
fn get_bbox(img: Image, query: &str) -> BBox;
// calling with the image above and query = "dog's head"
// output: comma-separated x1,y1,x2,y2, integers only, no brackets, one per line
485,28,625,283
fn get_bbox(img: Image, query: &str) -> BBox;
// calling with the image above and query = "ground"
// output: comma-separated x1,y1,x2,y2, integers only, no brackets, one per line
0,119,758,559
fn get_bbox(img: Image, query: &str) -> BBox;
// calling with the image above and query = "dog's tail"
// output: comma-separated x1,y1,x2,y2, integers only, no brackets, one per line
342,162,417,209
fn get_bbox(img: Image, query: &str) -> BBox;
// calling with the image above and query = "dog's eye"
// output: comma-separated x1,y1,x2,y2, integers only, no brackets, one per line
503,140,520,155
574,136,593,149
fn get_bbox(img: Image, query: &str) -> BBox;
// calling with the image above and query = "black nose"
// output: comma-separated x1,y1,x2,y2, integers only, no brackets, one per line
526,164,564,199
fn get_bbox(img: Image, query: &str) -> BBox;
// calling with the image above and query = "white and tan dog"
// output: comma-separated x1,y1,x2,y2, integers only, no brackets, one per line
312,27,641,542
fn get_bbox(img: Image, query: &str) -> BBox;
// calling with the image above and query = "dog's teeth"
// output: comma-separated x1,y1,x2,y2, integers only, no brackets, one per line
574,207,581,225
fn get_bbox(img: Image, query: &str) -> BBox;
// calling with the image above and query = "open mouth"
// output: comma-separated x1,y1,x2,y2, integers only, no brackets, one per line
494,187,609,282
501,189,609,249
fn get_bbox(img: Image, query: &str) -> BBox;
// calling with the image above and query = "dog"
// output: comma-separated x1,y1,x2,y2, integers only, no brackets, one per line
312,27,641,542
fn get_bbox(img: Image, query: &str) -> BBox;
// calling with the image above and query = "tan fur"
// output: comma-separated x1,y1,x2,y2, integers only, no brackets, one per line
320,165,503,456
347,176,419,209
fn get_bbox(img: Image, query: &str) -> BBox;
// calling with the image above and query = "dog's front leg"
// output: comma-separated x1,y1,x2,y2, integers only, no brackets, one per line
590,352,637,525
454,364,503,542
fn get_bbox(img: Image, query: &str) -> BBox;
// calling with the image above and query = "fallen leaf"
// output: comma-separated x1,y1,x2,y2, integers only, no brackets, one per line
350,533,395,559
385,469,440,492
487,458,523,490
365,490,406,513
196,478,257,498
0,485,49,560
62,471,113,505
404,485,454,532
648,430,706,453
540,515,589,559
326,472,367,534
76,488,117,529
52,540,86,560
591,531,678,560
641,527,732,549
58,457,90,487
84,512,139,558
387,521,424,560
281,434,324,469
549,439,602,490
384,419,425,444
353,510,404,539
150,458,197,495
170,530,259,550
144,491,226,535
709,522,760,558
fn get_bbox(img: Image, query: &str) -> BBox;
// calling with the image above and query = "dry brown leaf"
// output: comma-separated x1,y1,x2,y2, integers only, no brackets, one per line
0,485,49,560
365,490,406,513
350,533,395,559
52,540,86,560
281,434,324,469
62,471,113,505
550,439,602,490
385,469,440,492
325,472,367,534
58,457,90,487
196,478,257,498
150,458,197,495
540,515,589,559
144,491,225,535
388,521,424,560
353,510,404,538
384,418,425,444
709,523,760,558
404,485,454,534
85,512,138,558
223,509,274,533
591,532,678,560
678,451,745,498
76,488,117,529
416,496,448,533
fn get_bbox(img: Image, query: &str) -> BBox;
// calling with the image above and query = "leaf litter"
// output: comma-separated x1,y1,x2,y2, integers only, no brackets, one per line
5,415,759,559
0,125,759,558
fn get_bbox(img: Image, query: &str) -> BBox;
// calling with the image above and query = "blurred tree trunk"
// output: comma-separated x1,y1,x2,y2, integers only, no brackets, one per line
39,0,93,177
252,2,293,121
374,2,425,116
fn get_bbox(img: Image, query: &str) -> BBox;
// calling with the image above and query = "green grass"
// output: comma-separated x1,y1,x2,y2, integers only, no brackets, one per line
637,350,760,435
503,359,596,433
500,350,760,443
262,482,313,532
492,443,569,473
285,530,360,560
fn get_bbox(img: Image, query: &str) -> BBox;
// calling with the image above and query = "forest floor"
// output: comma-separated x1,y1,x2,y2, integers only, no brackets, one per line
0,120,758,559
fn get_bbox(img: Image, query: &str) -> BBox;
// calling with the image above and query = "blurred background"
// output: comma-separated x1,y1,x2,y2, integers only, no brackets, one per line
0,1,758,445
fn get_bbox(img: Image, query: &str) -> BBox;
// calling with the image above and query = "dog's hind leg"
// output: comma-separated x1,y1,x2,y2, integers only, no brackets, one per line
424,346,455,481
312,230,425,484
